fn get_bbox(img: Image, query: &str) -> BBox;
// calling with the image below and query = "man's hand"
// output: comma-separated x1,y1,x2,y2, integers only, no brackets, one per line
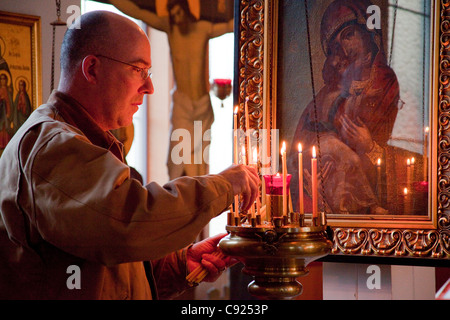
187,233,238,283
218,164,260,211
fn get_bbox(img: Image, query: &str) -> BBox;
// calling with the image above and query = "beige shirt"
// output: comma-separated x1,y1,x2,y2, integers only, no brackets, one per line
0,91,233,299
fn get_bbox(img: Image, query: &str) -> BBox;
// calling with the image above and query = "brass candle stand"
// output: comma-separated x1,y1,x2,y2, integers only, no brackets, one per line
220,207,333,300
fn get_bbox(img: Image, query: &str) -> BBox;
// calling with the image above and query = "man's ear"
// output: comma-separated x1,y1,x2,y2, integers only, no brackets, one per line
81,55,99,83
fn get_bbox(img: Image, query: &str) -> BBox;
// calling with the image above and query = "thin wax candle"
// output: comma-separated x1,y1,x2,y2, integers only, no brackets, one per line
298,143,304,215
281,142,287,216
311,146,318,219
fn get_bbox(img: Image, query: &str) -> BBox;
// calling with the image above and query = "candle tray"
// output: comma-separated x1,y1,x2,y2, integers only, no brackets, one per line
219,214,333,300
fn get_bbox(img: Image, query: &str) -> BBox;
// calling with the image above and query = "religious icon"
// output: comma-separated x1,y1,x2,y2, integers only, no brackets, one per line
282,0,429,216
13,77,32,131
0,12,41,156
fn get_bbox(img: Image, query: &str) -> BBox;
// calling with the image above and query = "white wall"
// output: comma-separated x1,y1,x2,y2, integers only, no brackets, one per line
323,262,436,300
146,26,172,185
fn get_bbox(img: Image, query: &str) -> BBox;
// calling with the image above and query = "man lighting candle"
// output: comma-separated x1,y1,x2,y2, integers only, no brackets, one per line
0,11,260,300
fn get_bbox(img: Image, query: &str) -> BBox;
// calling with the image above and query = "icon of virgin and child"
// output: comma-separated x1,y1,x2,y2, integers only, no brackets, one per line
287,0,401,215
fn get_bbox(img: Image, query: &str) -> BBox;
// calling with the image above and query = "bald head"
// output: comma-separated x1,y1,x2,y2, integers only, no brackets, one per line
60,11,147,77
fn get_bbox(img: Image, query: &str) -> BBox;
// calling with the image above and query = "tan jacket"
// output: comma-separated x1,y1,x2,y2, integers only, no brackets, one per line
0,91,233,299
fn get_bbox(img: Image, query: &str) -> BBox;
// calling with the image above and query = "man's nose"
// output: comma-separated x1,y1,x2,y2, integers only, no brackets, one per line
141,77,154,95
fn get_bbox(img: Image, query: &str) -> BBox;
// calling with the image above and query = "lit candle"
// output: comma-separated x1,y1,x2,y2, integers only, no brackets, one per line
311,146,318,219
377,158,381,202
298,143,304,215
411,157,415,184
424,126,429,181
403,187,409,215
252,148,260,217
233,107,239,218
252,147,258,166
406,158,411,193
281,141,287,216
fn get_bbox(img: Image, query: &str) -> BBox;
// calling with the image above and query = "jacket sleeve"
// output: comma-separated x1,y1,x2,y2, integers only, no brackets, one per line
150,248,192,300
23,128,233,266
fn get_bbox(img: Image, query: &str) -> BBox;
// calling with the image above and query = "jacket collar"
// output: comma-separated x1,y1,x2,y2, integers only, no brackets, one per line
47,90,124,162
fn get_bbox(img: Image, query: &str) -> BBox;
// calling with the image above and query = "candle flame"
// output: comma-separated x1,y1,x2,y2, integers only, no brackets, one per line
404,187,408,195
234,106,238,114
377,158,381,166
280,141,286,154
411,157,415,164
276,172,280,176
298,143,302,153
312,146,316,158
407,158,410,166
425,126,429,133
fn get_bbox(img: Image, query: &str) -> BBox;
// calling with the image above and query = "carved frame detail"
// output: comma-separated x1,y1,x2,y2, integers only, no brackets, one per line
235,0,450,263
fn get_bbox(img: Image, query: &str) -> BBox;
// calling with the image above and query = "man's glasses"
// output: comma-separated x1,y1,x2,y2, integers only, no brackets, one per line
95,54,152,80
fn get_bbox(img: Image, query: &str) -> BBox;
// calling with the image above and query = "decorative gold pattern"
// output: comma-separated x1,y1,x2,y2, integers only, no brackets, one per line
238,0,450,261
237,0,264,132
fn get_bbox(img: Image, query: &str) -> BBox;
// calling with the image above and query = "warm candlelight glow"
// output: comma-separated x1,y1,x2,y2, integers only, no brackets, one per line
407,158,410,166
281,141,286,155
234,106,238,115
312,146,316,159
403,187,409,214
298,143,302,153
377,158,381,166
411,157,415,165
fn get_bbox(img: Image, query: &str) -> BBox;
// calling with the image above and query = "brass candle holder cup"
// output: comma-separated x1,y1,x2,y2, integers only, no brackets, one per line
220,222,332,300
220,174,332,300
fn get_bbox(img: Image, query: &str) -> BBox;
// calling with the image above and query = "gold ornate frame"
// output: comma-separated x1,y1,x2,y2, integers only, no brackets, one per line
0,11,41,155
234,0,449,264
